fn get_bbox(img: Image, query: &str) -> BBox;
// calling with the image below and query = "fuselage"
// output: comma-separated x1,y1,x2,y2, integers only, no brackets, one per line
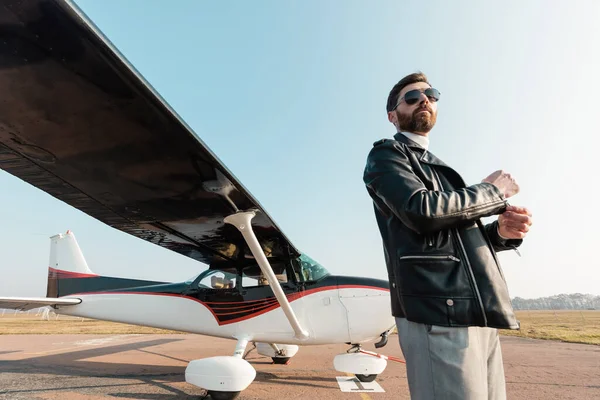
56,274,394,345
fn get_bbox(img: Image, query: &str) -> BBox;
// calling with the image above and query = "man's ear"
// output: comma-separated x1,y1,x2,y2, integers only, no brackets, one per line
387,111,397,126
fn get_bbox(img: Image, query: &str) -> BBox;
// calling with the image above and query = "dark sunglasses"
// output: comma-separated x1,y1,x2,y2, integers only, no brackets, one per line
395,88,441,108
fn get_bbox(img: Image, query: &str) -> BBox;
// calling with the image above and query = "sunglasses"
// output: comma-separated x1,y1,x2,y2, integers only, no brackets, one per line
395,88,441,108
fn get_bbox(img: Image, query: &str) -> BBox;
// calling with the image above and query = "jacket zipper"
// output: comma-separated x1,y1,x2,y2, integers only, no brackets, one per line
399,255,460,262
431,168,488,326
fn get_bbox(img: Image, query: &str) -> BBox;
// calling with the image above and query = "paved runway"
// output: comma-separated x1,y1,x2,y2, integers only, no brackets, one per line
0,334,598,399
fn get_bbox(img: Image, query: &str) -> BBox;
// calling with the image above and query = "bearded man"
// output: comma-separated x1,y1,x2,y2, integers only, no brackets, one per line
363,72,533,399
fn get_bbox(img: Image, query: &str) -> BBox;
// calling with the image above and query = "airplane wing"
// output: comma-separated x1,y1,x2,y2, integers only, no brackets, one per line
0,0,300,266
0,297,81,311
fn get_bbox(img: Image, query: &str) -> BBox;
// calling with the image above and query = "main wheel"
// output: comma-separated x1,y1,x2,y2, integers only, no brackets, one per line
207,390,241,400
355,374,377,383
271,357,291,365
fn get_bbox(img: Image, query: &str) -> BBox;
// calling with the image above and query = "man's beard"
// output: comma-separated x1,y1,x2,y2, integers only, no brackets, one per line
396,105,437,134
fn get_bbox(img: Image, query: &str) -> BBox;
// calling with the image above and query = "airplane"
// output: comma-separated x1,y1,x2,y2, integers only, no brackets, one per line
0,0,397,399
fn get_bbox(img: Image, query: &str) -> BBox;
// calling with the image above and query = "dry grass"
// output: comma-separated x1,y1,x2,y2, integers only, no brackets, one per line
500,310,600,345
0,313,181,335
387,310,599,346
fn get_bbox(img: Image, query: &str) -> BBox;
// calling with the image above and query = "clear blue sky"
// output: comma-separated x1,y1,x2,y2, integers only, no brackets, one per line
1,0,599,299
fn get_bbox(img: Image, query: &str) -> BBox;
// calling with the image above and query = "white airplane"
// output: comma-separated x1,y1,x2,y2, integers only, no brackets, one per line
0,1,396,399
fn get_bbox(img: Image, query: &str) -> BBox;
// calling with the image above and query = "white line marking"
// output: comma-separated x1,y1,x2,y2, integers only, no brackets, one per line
336,377,385,393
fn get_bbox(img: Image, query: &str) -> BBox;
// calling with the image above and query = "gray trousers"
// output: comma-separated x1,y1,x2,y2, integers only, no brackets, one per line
396,318,506,400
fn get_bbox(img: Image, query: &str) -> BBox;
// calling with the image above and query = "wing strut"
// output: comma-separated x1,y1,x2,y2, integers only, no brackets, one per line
224,211,309,341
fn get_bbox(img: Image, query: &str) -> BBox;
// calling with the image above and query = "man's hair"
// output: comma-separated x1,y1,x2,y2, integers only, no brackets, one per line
386,72,430,112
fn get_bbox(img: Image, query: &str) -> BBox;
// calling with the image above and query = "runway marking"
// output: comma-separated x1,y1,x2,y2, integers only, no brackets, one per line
338,374,384,397
71,336,135,346
24,335,143,355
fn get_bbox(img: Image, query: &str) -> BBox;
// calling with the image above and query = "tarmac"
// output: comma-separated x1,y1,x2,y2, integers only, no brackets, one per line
0,334,598,399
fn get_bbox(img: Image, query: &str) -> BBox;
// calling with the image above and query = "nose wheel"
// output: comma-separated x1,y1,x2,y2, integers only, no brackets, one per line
271,356,291,364
333,343,405,384
333,344,388,381
355,373,378,382
206,391,240,400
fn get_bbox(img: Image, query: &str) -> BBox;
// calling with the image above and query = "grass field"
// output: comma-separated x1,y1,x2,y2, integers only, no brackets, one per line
1,310,599,345
500,310,600,345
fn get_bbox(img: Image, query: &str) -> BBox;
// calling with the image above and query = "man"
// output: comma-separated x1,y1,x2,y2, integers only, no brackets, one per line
363,72,533,399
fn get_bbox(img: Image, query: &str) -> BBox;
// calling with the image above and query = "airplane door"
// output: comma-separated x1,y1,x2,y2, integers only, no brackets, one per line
191,268,244,327
234,261,306,336
239,262,299,297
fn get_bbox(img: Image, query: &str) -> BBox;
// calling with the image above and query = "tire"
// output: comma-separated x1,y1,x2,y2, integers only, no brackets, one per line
207,390,241,400
355,374,377,383
271,357,291,364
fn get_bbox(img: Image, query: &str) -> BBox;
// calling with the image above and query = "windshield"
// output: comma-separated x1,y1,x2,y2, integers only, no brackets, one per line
297,254,330,282
184,273,201,284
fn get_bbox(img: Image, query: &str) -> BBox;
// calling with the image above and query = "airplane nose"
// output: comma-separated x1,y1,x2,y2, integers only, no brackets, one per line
338,281,395,343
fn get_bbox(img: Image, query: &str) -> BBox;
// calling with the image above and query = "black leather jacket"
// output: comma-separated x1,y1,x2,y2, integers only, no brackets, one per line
363,133,522,329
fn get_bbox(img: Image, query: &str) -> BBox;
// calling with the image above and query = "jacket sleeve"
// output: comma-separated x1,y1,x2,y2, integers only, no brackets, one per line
363,142,508,234
484,220,524,252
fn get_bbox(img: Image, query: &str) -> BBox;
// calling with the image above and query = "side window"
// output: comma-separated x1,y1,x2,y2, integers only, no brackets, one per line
242,262,288,288
198,270,236,290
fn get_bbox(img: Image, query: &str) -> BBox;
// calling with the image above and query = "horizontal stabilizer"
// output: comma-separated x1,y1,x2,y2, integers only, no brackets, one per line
0,297,81,311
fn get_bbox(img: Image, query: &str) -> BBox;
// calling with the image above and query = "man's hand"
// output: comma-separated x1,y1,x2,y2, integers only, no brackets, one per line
482,170,520,198
498,206,533,239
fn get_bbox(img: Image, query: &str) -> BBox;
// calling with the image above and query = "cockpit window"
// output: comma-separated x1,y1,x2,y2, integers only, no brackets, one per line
297,254,330,282
195,268,237,290
241,262,288,288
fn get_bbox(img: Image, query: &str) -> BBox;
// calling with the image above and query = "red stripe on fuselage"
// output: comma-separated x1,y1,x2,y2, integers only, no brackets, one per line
203,297,280,305
211,302,279,317
210,298,279,312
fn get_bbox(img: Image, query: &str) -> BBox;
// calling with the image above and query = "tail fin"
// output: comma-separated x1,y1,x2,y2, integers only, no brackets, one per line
47,230,97,298
46,230,166,298
49,230,95,275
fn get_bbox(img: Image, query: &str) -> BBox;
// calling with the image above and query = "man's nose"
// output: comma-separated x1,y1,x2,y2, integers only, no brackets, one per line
418,92,430,105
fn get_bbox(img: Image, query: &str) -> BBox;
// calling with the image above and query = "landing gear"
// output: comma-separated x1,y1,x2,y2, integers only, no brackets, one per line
206,390,240,400
271,357,291,365
333,344,388,382
185,338,256,399
355,374,378,383
255,342,298,365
